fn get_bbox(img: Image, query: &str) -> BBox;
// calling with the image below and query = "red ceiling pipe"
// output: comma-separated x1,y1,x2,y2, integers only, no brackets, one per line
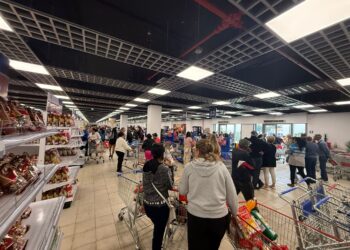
147,0,242,81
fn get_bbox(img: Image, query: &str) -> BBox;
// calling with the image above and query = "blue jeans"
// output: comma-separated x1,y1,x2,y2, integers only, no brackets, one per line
319,156,328,181
305,157,317,184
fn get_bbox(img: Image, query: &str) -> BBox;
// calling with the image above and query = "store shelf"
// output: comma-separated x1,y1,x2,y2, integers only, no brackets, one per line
22,197,66,250
0,130,58,156
58,155,80,167
51,229,63,250
65,183,78,203
45,143,84,150
71,134,83,138
43,166,80,192
0,164,58,240
46,126,74,130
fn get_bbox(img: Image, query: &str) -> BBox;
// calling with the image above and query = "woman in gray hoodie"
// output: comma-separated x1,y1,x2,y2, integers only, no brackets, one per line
180,139,238,250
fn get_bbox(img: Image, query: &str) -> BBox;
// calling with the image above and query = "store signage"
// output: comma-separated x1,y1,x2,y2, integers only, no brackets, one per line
263,120,285,123
218,120,229,124
209,108,217,118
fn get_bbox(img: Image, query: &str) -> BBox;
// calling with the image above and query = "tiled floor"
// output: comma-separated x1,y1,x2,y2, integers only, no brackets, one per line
59,155,350,250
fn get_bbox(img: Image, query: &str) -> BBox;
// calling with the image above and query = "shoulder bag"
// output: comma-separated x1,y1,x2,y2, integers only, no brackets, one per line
151,182,176,224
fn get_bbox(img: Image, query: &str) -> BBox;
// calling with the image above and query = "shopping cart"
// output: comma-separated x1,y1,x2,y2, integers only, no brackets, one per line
117,170,148,249
279,182,350,241
87,140,105,164
229,201,350,249
328,153,350,181
276,144,286,164
123,141,143,170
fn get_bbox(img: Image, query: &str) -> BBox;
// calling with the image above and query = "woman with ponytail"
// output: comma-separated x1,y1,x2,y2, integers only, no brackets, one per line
179,139,238,250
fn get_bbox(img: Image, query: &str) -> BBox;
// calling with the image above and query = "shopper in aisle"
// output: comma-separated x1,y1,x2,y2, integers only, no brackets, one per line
142,134,154,161
262,136,277,188
108,127,117,159
88,127,101,144
180,139,238,250
183,132,195,165
305,136,318,184
231,139,255,201
81,126,89,156
314,134,330,182
248,131,268,189
287,137,307,187
115,131,133,173
152,133,161,143
209,133,221,160
143,143,173,250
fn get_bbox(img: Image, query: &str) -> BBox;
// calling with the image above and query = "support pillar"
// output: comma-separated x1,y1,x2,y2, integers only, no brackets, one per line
147,105,162,136
120,114,128,130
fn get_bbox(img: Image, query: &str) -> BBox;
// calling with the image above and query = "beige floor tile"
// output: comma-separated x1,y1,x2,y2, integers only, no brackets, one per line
95,206,113,218
61,224,75,237
96,224,117,241
72,229,96,249
75,219,95,234
76,210,95,223
96,235,119,250
96,214,115,228
72,242,96,250
59,213,76,227
60,235,73,250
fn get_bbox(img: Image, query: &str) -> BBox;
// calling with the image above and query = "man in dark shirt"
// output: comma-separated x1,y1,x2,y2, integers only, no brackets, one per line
232,139,255,201
248,131,269,189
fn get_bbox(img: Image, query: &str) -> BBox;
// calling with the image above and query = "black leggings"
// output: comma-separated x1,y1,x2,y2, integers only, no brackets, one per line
289,165,306,184
144,204,169,250
234,180,254,201
187,212,229,250
116,151,124,172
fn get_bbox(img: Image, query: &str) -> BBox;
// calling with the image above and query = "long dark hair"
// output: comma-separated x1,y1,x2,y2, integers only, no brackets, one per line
186,132,191,138
295,137,306,151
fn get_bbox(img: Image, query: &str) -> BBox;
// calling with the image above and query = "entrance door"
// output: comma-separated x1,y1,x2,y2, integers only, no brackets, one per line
263,124,276,136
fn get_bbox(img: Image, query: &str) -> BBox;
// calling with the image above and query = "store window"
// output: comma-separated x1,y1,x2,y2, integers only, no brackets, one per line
277,124,291,137
255,123,263,134
292,124,306,137
234,124,241,143
213,124,218,133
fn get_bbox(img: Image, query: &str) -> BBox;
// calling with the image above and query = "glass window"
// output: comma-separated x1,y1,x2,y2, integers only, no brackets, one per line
255,123,263,134
234,124,241,143
293,124,306,137
227,124,235,134
277,124,291,137
219,124,227,134
213,124,218,133
264,124,276,136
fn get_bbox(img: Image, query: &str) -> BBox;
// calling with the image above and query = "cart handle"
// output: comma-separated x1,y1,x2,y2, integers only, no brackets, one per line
315,196,330,208
280,186,298,195
298,177,316,184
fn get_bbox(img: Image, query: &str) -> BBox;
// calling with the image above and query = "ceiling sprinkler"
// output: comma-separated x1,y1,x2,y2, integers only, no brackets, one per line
194,47,203,54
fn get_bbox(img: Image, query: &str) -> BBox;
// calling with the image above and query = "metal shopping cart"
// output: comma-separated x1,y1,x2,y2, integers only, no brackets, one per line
279,181,350,241
117,170,148,249
87,140,105,163
229,201,350,249
123,141,144,170
329,153,350,181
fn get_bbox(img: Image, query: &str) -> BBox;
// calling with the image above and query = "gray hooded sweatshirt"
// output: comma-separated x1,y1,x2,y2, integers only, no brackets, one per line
179,158,238,218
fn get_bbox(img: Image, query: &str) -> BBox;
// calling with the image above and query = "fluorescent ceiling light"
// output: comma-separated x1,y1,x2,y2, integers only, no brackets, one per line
242,114,253,117
63,101,74,104
309,109,327,113
225,111,237,115
266,0,350,43
148,88,170,95
334,100,350,105
65,105,76,108
213,101,230,105
0,15,13,32
162,111,170,114
125,103,137,107
294,104,314,109
35,83,63,91
9,60,50,75
221,115,231,118
269,112,283,115
336,78,350,86
252,109,266,112
176,65,214,81
254,91,280,99
171,109,183,112
188,106,201,109
54,95,70,100
120,107,130,110
134,98,150,102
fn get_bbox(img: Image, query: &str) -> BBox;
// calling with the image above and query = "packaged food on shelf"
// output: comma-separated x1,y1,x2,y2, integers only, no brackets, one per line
44,149,61,165
49,166,69,184
0,153,41,195
57,148,77,157
46,132,69,145
42,184,73,200
47,113,75,127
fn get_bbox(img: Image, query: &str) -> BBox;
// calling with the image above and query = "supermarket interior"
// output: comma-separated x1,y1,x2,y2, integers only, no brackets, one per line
1,0,350,250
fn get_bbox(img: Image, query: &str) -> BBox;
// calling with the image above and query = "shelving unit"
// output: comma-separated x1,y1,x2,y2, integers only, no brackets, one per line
43,166,80,192
22,197,65,250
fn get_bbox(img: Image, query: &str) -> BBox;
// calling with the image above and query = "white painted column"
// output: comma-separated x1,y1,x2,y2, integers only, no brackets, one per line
120,115,128,130
147,105,162,135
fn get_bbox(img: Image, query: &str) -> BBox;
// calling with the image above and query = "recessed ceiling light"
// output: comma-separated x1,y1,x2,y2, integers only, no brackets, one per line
125,103,137,107
148,88,170,95
9,60,50,75
120,107,130,110
254,91,281,99
63,101,74,104
242,114,253,117
269,112,283,115
161,111,170,114
334,100,350,105
309,109,327,113
266,0,350,43
213,101,230,105
225,111,237,115
252,109,266,112
336,78,350,86
35,83,63,91
176,65,214,81
171,109,183,112
134,98,150,102
294,104,314,109
188,106,201,109
54,95,70,100
0,15,13,32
